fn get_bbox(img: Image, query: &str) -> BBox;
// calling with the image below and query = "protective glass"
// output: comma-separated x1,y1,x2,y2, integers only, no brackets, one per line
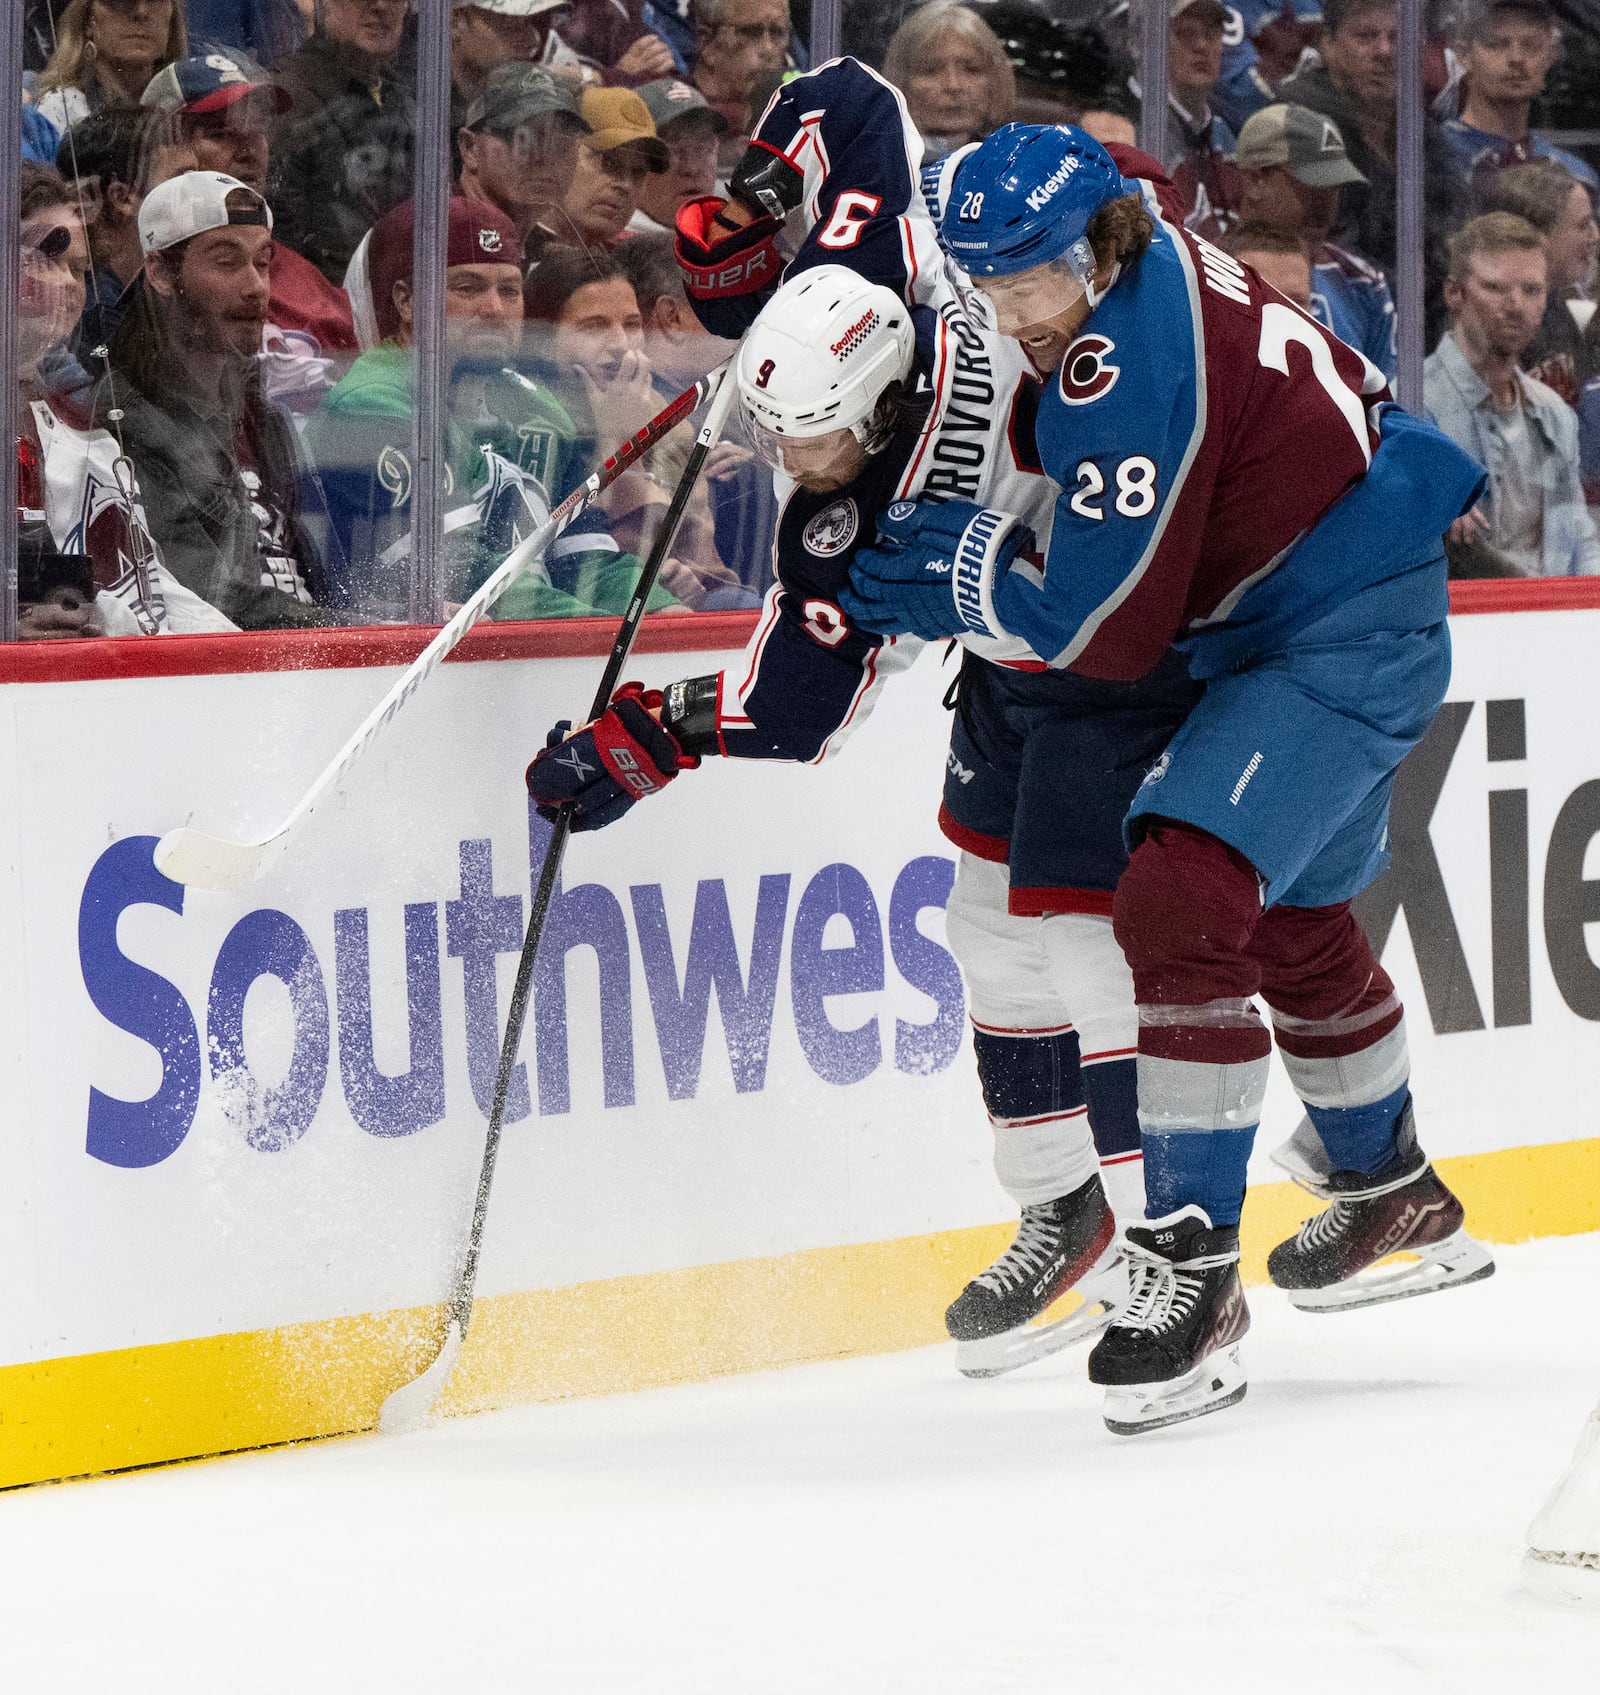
978,251,1090,337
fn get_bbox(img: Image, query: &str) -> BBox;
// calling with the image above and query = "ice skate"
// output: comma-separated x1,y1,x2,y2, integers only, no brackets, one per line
1268,1106,1495,1314
947,1174,1122,1379
1087,1207,1249,1435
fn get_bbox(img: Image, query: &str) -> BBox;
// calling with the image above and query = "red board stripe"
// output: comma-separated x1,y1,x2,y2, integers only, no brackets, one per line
4,578,1599,686
0,611,764,686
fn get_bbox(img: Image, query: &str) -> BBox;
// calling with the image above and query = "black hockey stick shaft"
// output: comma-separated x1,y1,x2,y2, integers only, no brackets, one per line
447,369,738,1339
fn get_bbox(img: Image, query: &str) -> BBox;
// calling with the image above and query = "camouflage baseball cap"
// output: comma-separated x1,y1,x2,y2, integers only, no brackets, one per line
463,63,586,136
1235,103,1368,189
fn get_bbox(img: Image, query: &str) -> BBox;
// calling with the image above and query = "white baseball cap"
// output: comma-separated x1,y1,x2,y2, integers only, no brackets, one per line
453,0,566,15
138,171,273,257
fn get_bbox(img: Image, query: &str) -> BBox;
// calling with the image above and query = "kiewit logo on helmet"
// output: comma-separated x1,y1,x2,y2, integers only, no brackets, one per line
1025,155,1080,213
830,309,878,360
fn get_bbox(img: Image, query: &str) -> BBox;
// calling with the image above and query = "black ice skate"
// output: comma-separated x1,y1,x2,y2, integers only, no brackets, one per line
1087,1207,1249,1436
1267,1105,1495,1314
946,1174,1123,1379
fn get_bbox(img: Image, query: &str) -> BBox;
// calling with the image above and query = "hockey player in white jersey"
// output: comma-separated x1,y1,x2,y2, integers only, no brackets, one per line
528,57,1201,1379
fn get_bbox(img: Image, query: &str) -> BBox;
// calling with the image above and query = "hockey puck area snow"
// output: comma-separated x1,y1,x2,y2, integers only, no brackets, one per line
0,1235,1596,1693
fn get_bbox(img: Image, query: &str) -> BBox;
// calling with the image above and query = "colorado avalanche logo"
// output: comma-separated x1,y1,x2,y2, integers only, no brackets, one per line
1059,334,1120,406
802,498,859,557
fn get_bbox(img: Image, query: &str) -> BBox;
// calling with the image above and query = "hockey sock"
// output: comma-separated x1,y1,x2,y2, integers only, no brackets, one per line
1304,1083,1413,1175
971,1024,1100,1206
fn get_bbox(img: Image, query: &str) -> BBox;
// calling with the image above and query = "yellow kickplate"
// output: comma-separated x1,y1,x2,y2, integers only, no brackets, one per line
3,1136,1597,1490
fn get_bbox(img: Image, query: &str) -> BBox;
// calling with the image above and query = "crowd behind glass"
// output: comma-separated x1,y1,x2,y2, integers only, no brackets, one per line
11,0,1600,641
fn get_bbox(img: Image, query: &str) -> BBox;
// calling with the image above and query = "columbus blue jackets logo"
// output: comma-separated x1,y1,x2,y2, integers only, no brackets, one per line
1058,334,1120,406
803,498,859,557
1141,751,1171,788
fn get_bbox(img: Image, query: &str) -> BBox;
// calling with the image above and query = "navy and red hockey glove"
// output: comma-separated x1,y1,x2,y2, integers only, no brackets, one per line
674,197,786,337
526,683,699,833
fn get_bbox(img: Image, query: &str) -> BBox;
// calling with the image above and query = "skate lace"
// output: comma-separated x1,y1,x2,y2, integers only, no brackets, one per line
973,1206,1062,1295
1296,1200,1353,1251
1117,1243,1224,1335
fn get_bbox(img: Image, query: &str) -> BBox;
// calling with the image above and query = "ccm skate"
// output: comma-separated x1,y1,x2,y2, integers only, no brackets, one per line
1268,1104,1495,1313
946,1173,1124,1379
1087,1207,1249,1435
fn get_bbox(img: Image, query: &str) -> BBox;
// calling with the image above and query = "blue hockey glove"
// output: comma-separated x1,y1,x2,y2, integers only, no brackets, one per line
840,499,1032,642
526,683,699,833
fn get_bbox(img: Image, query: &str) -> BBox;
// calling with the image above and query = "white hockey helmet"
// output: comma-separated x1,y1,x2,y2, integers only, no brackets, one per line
736,264,915,459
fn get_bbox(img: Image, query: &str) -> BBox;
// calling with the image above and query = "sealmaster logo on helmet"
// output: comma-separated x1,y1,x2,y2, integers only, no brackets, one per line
830,310,879,361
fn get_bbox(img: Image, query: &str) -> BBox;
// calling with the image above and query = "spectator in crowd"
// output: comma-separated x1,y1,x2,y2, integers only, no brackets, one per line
1234,101,1397,381
456,64,590,276
103,172,340,627
628,78,727,234
881,4,1016,163
31,0,187,133
552,0,680,85
556,87,670,248
182,0,310,63
1146,0,1244,237
613,232,765,602
1280,0,1467,344
1236,0,1323,86
16,163,236,635
450,0,587,135
1425,212,1600,577
690,0,796,166
525,243,734,605
1224,222,1314,308
58,108,184,361
270,0,416,282
455,64,590,285
141,49,359,370
1442,0,1598,200
305,201,681,619
1482,159,1600,402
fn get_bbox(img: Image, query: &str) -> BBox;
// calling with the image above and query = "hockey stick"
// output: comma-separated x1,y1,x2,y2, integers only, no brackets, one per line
378,368,740,1433
153,364,729,893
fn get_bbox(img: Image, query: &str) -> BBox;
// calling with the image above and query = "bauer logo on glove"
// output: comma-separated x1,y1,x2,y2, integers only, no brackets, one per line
840,497,1033,644
526,682,699,833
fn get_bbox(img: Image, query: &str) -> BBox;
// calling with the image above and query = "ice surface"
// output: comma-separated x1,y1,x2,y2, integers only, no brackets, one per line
2,1236,1598,1693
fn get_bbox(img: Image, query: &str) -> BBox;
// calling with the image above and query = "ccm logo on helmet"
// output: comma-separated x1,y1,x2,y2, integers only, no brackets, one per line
1059,334,1120,406
831,309,879,360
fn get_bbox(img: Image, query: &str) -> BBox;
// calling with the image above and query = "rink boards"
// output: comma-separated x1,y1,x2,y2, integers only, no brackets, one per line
1,588,1598,1488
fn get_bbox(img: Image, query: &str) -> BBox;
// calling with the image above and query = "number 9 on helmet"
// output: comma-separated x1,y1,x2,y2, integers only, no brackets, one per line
736,264,916,486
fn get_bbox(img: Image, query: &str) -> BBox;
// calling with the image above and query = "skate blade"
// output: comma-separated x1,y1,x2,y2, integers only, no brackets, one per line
1102,1346,1247,1436
1287,1230,1496,1314
954,1250,1126,1379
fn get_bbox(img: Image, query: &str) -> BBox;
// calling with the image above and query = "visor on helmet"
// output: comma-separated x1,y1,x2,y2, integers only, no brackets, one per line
978,240,1099,336
743,411,865,483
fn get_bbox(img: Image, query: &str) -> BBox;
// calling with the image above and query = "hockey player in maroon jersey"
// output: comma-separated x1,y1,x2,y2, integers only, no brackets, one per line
841,121,1497,1432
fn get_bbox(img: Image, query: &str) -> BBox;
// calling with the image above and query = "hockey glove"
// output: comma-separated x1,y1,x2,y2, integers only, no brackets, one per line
675,197,786,338
526,683,699,833
840,499,1032,643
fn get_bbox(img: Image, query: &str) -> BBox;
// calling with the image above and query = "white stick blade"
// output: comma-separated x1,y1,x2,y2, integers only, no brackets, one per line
1528,1401,1600,1566
378,1320,465,1435
153,826,276,892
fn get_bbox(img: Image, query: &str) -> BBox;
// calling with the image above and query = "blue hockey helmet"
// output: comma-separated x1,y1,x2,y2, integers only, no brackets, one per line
935,123,1128,281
